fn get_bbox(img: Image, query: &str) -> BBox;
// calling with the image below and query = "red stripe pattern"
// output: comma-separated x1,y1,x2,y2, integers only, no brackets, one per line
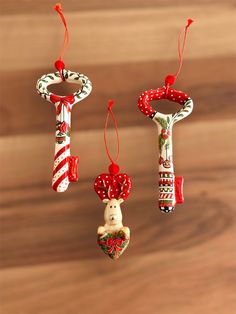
54,144,70,161
159,172,176,213
52,144,70,192
53,158,68,176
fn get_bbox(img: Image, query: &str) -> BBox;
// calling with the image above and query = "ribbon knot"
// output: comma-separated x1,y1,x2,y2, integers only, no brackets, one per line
50,94,75,115
107,237,123,247
107,237,124,256
99,235,125,257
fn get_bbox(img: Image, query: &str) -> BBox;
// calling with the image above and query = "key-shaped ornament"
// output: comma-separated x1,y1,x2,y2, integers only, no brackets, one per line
36,4,92,192
138,86,193,212
36,69,92,192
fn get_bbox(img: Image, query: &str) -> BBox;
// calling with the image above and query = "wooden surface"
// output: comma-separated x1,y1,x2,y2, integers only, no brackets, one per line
0,1,236,314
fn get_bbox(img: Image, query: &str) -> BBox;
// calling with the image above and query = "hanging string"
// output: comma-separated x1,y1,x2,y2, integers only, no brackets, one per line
104,100,121,175
165,18,194,91
175,18,193,78
54,3,69,80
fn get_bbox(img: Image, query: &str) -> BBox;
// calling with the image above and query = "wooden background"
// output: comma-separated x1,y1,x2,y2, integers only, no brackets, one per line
0,1,236,313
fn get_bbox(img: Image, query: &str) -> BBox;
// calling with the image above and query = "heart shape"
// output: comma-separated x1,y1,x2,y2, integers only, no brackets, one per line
94,173,132,201
98,230,130,259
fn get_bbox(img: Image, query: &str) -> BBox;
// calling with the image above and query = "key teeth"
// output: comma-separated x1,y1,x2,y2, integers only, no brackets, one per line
175,176,184,204
68,156,79,182
158,176,184,212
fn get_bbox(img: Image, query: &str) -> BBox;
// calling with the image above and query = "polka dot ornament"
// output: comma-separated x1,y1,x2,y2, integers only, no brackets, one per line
138,86,190,119
94,173,132,201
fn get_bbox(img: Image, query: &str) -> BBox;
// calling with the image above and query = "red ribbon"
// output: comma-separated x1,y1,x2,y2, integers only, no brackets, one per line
50,94,75,115
99,236,124,257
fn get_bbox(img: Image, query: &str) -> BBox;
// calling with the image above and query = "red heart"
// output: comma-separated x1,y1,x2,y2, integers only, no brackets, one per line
94,173,132,201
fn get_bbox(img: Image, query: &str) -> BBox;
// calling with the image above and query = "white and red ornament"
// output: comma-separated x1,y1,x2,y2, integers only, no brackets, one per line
36,4,92,192
94,100,132,259
138,86,193,212
138,19,194,213
36,70,92,192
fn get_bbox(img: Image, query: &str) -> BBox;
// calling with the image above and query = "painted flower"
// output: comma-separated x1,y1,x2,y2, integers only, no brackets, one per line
59,121,69,133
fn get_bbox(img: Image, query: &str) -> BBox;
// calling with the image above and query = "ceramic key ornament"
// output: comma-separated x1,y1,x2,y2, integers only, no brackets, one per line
94,100,132,259
138,19,194,213
36,4,92,192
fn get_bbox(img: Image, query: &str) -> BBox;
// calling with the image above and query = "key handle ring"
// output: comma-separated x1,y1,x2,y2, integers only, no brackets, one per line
36,69,92,105
138,86,193,213
138,86,193,122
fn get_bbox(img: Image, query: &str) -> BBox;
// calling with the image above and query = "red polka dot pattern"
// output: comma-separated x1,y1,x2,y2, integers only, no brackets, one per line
94,173,132,201
138,86,190,118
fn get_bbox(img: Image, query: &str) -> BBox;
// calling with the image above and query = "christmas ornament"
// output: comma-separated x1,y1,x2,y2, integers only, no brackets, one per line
94,100,132,259
36,4,92,192
138,19,194,213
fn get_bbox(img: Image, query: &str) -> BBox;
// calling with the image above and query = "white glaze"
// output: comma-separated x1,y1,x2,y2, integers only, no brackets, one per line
36,69,92,192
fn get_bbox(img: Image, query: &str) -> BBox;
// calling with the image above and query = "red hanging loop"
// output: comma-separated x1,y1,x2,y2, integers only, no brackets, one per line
54,3,69,80
165,18,194,95
104,100,120,175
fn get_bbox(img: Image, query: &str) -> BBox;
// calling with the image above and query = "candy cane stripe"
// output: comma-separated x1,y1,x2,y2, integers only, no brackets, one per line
52,162,68,182
52,172,69,191
54,144,70,160
52,142,70,192
53,157,68,176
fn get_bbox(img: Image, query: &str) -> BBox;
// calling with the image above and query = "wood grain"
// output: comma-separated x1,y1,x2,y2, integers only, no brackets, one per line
1,119,235,190
1,167,235,268
1,1,236,313
1,56,235,136
1,0,234,15
1,5,235,71
1,249,236,314
1,167,236,313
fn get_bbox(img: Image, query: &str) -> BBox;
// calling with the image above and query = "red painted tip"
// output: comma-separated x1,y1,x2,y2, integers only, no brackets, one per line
175,176,184,204
54,3,62,12
187,18,194,27
108,99,115,111
68,156,79,182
